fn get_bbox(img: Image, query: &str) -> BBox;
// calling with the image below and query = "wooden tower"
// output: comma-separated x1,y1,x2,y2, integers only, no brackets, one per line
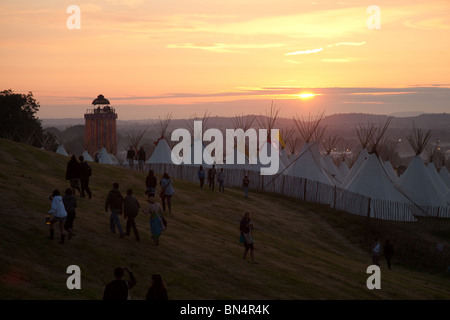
84,94,118,157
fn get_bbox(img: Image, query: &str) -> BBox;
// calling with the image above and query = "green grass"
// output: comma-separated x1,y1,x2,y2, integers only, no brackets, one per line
0,137,450,300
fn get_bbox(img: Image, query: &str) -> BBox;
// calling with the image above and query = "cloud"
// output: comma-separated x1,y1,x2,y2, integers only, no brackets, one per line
332,41,366,46
167,42,285,53
321,58,351,62
285,48,323,56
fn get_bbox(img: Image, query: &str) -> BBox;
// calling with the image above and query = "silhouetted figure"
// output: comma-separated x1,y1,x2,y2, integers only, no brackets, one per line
47,189,67,244
384,239,394,270
145,169,157,197
103,267,136,300
105,182,125,238
143,197,165,245
146,274,168,300
371,237,381,266
198,165,205,188
124,189,140,241
127,146,136,170
137,146,146,171
240,212,257,264
63,188,77,240
79,155,92,199
208,165,217,190
243,175,250,198
160,172,174,214
66,154,81,196
218,168,225,193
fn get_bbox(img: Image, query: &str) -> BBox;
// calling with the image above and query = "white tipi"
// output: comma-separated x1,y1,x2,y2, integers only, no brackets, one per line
439,166,450,189
56,145,69,156
398,128,447,207
147,114,176,165
290,112,335,186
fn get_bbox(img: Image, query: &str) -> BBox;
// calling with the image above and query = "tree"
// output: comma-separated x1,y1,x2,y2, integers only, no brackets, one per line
0,89,44,147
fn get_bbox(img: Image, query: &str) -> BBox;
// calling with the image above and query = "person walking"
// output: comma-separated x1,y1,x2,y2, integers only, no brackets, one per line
65,154,81,196
123,189,141,241
207,165,217,190
105,183,125,238
217,168,225,193
137,146,146,172
240,212,256,263
145,169,157,198
160,172,174,214
103,266,136,300
243,175,250,198
126,146,136,170
78,155,92,199
142,197,166,245
47,189,67,244
198,165,205,188
63,188,77,240
145,274,168,300
371,237,381,266
383,239,395,270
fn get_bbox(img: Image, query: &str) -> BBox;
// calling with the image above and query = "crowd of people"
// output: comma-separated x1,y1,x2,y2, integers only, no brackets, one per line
47,150,401,300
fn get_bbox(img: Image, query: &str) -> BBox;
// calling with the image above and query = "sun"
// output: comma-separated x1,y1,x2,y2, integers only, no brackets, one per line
297,92,316,100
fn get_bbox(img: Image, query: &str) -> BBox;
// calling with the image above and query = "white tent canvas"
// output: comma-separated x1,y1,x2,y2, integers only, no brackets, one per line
98,148,115,165
56,145,69,156
383,160,398,182
338,161,350,181
426,162,448,193
147,139,175,164
82,150,94,162
322,154,342,185
341,149,369,189
398,155,447,206
439,166,450,189
290,142,335,186
345,153,409,202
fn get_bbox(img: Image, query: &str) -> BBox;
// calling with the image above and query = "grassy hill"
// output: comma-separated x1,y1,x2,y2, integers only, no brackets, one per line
0,138,449,300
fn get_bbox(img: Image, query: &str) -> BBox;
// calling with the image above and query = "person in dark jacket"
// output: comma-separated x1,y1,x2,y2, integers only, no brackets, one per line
105,183,125,238
145,169,157,198
137,146,146,172
145,274,168,300
63,188,77,240
198,165,205,188
384,239,395,270
127,146,136,170
78,155,92,199
66,154,81,196
123,189,140,241
103,266,136,300
207,165,217,190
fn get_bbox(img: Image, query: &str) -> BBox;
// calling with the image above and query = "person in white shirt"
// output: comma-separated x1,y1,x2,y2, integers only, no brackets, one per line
47,189,68,244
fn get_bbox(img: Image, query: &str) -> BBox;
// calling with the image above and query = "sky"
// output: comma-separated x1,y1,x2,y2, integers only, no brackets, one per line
1,0,449,120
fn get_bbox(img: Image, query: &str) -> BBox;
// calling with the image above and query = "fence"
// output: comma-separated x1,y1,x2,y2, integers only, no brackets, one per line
136,163,450,270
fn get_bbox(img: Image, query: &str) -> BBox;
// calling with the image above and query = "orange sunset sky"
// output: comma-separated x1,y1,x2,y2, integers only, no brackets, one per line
1,0,449,120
